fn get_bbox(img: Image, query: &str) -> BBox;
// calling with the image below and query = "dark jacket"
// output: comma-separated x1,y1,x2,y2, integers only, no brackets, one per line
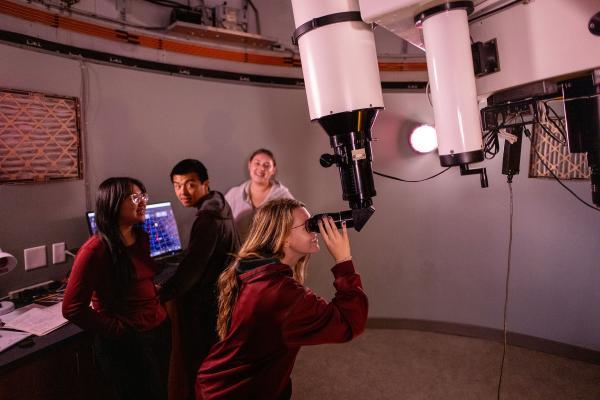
196,259,368,400
158,191,240,395
159,191,240,303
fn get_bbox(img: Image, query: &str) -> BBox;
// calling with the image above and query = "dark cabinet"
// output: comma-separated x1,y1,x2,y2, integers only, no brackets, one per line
0,331,116,400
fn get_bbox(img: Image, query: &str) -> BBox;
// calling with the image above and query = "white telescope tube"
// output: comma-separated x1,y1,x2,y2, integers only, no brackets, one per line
291,0,384,120
420,5,483,166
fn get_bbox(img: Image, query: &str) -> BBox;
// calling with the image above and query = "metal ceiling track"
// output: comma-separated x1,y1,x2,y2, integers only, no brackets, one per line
0,29,427,91
0,0,426,73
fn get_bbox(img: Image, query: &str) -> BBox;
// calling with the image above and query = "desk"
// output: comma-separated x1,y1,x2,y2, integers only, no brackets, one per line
0,323,116,400
0,266,178,400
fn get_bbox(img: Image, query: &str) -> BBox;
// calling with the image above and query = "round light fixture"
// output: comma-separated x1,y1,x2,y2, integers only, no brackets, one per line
409,124,438,153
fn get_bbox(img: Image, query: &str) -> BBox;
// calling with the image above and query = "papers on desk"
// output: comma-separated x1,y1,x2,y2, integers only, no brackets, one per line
1,302,68,337
0,329,32,353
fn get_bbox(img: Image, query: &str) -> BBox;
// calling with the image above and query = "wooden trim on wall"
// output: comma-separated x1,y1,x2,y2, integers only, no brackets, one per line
367,318,600,365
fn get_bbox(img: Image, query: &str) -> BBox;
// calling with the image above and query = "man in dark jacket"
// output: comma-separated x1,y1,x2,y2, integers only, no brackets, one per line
159,159,240,400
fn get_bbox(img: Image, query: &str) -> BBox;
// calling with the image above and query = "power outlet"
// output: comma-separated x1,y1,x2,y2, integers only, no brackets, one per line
52,242,66,264
24,245,47,271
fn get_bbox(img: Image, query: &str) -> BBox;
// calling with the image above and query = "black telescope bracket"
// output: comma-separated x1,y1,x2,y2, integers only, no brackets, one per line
460,164,489,188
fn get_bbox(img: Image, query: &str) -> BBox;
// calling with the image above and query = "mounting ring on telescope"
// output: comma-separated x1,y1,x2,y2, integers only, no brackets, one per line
414,1,474,27
292,11,365,45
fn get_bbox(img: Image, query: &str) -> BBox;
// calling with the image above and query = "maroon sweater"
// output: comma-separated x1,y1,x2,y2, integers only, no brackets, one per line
62,233,167,338
196,260,368,400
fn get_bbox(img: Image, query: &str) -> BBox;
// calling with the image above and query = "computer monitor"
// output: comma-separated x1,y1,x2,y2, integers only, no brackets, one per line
86,202,183,258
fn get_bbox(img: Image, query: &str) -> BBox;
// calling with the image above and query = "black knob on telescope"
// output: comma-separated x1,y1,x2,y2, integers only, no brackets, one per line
320,153,339,168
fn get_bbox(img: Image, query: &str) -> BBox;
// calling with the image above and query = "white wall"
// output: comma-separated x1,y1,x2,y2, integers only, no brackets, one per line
1,42,599,351
0,44,88,295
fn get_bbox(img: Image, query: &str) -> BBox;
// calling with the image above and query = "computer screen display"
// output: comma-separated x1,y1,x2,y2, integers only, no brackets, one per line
86,202,183,258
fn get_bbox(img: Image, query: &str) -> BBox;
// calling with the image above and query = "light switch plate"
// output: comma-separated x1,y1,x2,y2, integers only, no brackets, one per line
52,242,66,264
24,246,47,270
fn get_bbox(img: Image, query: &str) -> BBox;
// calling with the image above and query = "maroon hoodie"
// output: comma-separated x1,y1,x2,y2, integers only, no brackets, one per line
196,259,368,400
62,232,166,337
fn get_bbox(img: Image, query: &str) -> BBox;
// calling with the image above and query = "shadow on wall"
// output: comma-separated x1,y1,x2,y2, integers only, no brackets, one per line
198,105,243,171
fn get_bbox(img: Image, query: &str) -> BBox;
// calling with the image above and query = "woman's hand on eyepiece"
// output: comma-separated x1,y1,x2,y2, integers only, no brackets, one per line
318,216,352,264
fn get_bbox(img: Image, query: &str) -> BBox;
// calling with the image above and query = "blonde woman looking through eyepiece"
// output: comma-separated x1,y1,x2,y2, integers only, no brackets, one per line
196,198,368,400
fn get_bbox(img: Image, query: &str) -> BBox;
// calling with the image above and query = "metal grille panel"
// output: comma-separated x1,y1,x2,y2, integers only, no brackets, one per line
528,103,590,180
0,89,82,184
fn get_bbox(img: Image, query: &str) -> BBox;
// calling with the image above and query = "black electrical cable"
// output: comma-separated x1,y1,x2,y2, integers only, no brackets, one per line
536,119,566,145
245,0,261,35
531,101,567,145
483,128,500,159
524,127,600,212
540,100,567,144
483,112,516,160
497,180,514,400
373,167,451,183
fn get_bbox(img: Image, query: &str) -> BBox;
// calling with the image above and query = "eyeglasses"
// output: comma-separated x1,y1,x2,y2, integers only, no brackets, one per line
130,192,149,205
291,222,308,233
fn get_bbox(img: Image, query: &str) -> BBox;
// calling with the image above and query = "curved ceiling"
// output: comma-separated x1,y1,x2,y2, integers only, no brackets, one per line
0,0,428,86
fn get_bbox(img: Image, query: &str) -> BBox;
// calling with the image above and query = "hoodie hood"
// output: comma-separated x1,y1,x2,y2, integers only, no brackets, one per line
196,191,233,220
236,256,280,275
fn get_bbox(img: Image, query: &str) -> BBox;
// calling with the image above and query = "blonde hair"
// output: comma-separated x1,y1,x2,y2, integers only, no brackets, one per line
216,198,309,340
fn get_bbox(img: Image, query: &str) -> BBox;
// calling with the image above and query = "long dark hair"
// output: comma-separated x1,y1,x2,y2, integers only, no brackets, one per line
95,177,146,298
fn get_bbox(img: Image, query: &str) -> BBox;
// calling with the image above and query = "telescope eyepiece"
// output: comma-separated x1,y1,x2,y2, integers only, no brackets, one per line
305,210,354,233
304,207,375,233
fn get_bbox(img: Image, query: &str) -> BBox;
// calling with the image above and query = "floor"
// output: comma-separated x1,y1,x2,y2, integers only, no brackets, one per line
292,329,600,400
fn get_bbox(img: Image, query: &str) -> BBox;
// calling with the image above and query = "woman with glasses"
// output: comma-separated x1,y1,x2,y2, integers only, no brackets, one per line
196,198,368,400
63,177,170,400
